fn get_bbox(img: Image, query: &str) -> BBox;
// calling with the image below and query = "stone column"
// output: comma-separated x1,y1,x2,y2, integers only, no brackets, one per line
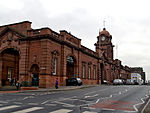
19,41,30,83
60,45,67,86
39,39,49,88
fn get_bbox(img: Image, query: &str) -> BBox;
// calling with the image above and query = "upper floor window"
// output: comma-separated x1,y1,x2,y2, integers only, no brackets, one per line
82,63,86,78
53,58,57,75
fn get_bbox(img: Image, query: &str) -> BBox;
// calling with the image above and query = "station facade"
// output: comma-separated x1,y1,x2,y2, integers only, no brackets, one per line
0,21,131,88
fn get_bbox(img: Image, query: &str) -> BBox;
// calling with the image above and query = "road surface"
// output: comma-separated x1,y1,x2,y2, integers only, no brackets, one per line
0,85,149,113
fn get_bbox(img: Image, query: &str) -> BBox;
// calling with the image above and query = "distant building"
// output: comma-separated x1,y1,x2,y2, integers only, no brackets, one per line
0,21,136,88
130,67,146,83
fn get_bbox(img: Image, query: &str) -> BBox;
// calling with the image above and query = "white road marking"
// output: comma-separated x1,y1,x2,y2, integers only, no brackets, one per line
133,94,149,112
84,88,109,95
45,104,57,106
41,100,50,104
28,103,39,105
42,96,77,105
0,105,20,111
0,101,8,104
83,107,96,110
141,99,150,113
96,99,100,103
11,107,43,113
23,97,28,100
101,108,116,111
84,94,98,99
82,111,97,113
13,102,22,105
50,109,73,113
95,88,128,103
54,101,75,107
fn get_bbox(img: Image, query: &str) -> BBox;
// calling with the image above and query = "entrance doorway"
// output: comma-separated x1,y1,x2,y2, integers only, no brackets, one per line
30,64,39,86
1,48,19,86
66,56,76,78
100,63,105,83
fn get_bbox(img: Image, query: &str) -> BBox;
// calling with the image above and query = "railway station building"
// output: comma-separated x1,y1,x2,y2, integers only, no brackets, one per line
0,21,131,88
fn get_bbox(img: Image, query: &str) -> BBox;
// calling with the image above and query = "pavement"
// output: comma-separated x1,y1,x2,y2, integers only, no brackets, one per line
0,85,97,93
0,85,150,113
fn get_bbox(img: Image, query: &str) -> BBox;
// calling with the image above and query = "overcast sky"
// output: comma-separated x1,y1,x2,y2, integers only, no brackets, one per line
0,0,150,80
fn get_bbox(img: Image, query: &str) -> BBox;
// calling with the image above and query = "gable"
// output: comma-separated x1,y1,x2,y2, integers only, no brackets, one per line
0,27,26,47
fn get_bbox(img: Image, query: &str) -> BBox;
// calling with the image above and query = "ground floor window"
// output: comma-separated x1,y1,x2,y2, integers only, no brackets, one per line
88,66,91,79
82,63,86,78
7,67,13,82
93,65,96,79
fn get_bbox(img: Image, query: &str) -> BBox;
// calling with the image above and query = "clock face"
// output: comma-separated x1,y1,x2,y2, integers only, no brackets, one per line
101,36,105,41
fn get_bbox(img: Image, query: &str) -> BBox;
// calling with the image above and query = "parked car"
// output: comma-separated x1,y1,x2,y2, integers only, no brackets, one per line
101,80,110,85
66,78,82,86
125,79,135,85
113,79,124,85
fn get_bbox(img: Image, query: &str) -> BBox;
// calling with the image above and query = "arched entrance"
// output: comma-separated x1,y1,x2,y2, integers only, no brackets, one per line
30,64,39,86
66,56,76,78
100,63,106,83
0,48,19,86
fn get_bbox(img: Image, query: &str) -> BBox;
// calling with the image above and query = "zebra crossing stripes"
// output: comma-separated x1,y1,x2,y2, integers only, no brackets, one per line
0,105,20,111
50,109,73,113
0,105,98,113
11,107,43,113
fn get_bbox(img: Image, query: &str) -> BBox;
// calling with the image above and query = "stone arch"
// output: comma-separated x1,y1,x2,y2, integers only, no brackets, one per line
0,47,20,86
30,64,40,86
66,54,77,78
0,46,21,57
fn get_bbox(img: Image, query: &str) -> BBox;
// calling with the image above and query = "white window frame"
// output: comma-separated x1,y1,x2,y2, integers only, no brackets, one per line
88,66,91,79
53,58,57,75
82,64,86,78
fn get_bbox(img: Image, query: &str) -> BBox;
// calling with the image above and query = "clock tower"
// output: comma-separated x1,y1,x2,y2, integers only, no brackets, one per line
95,28,114,60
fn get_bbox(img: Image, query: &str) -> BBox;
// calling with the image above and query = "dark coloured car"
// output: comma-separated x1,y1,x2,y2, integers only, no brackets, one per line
66,78,82,86
101,80,109,85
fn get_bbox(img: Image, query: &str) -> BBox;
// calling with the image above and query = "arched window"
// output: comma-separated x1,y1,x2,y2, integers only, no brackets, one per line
93,65,96,79
66,56,76,78
88,65,91,79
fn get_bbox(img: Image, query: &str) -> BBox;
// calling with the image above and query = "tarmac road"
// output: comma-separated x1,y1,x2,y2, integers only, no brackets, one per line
0,85,150,113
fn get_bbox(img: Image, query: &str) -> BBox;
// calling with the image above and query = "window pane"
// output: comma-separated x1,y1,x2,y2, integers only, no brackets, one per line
8,68,13,82
82,65,85,78
53,58,56,75
89,67,91,79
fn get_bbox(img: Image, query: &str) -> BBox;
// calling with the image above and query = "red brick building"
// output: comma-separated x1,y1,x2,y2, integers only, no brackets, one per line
0,21,131,88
